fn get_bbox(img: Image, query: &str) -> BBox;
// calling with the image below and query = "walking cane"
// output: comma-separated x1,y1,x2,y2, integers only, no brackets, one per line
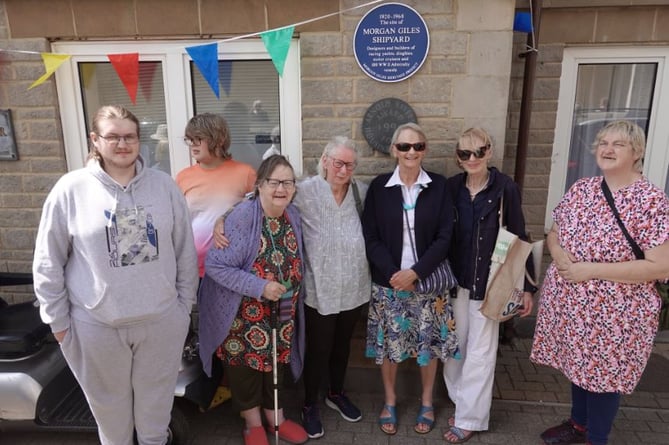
270,299,280,445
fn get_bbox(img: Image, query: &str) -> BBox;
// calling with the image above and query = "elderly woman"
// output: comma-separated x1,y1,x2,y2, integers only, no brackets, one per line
215,137,370,439
198,155,308,445
442,127,535,444
362,122,460,436
531,120,669,445
295,136,371,438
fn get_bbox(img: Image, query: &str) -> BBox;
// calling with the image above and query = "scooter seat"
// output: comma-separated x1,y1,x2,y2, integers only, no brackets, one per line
0,301,51,359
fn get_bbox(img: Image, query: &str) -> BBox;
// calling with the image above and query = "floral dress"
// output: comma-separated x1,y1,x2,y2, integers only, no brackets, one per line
530,177,669,394
217,214,302,372
365,285,460,366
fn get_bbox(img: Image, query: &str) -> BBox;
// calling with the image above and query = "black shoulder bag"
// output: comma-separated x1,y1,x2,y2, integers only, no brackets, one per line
601,179,669,309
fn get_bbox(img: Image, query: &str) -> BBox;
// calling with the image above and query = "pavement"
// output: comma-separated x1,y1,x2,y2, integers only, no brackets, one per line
2,321,669,445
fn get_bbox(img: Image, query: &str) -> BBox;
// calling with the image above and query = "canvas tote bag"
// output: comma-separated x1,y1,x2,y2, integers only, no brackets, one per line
480,196,543,322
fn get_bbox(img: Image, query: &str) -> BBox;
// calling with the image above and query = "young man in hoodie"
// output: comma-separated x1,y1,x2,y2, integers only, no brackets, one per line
33,105,199,445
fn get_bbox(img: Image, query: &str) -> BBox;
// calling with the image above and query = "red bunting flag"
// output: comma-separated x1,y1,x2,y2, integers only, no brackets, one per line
139,62,159,102
108,53,139,104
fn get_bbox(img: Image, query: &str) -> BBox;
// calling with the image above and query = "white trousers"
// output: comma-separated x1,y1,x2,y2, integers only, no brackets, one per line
442,287,499,431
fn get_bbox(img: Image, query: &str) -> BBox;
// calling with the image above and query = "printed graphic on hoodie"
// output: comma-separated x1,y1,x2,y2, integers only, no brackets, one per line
105,206,159,267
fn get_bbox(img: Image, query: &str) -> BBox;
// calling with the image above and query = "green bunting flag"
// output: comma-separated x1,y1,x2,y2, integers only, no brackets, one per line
260,26,294,77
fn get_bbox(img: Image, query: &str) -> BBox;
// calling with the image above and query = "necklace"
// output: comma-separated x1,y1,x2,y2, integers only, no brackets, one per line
466,172,490,199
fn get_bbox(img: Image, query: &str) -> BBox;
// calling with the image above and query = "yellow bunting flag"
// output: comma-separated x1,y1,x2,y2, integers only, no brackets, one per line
29,53,71,89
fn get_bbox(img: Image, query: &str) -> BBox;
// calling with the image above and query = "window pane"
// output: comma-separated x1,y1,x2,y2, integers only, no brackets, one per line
565,63,656,191
191,60,280,171
79,62,170,174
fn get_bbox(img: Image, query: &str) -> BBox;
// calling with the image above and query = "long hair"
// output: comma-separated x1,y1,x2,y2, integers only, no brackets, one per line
88,105,140,167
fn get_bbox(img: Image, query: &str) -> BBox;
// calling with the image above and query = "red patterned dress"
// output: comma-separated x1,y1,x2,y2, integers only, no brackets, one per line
217,214,302,371
531,177,669,394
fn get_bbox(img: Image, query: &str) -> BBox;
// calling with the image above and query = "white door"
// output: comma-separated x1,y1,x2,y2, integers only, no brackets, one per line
546,46,669,230
53,40,302,176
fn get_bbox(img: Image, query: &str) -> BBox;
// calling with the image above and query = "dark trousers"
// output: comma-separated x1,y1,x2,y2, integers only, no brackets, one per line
302,304,365,405
571,383,621,445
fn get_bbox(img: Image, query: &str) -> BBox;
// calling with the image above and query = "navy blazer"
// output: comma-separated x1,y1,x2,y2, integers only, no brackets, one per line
447,167,536,300
362,170,454,288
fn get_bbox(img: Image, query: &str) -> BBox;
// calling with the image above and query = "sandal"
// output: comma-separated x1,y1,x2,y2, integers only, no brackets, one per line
378,404,397,435
443,426,475,444
414,405,434,434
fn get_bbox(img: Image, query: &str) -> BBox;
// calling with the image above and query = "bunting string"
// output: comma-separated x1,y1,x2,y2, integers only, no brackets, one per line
0,0,385,99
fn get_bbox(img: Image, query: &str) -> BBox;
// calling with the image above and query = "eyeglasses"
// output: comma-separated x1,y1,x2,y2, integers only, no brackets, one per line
329,156,357,171
395,142,427,152
265,178,296,190
98,134,139,145
183,137,201,146
456,145,490,161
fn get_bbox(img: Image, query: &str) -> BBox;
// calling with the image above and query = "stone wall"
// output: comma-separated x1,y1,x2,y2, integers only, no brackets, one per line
504,3,669,241
301,0,515,182
0,0,517,305
0,1,62,302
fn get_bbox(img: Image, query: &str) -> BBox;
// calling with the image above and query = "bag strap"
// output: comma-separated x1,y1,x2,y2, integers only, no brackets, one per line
351,179,363,218
403,208,419,263
601,179,644,260
498,194,504,227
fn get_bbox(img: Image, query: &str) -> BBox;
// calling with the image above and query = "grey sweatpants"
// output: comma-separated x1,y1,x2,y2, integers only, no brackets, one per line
60,303,190,445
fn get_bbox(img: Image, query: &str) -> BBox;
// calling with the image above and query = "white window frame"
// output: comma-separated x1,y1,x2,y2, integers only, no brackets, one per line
546,46,669,231
52,40,303,176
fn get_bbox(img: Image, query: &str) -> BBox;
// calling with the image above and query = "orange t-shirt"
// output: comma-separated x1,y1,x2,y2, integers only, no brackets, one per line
176,160,256,277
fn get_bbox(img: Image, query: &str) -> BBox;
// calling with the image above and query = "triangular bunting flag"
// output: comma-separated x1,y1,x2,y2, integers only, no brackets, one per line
108,53,139,104
513,12,533,33
80,63,96,89
139,62,159,102
219,60,232,96
261,26,294,77
29,53,71,89
186,43,220,99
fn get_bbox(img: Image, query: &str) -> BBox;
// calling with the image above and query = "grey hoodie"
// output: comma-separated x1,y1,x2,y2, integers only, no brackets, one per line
33,156,198,333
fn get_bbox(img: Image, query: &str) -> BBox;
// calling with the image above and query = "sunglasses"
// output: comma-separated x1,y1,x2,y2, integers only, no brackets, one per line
456,145,490,161
395,142,427,152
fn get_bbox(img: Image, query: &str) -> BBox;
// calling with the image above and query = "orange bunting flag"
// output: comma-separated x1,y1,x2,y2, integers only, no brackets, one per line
108,53,139,104
29,53,71,90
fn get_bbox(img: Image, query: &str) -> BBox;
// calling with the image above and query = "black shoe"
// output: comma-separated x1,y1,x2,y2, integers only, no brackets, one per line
325,391,362,422
540,419,586,444
301,404,324,439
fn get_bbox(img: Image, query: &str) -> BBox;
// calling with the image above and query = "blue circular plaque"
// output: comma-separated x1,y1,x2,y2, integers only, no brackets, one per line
353,2,430,83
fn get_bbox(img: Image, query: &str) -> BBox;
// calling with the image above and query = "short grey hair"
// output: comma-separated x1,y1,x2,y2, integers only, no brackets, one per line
389,122,426,158
317,136,358,178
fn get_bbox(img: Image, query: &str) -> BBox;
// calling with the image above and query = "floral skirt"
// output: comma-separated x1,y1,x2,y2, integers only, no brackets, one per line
365,284,460,366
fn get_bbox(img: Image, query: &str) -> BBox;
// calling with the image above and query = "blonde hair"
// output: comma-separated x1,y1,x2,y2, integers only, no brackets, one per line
88,105,140,167
592,120,646,173
455,127,493,169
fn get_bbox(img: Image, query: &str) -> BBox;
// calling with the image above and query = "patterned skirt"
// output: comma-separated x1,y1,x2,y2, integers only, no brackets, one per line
365,284,460,366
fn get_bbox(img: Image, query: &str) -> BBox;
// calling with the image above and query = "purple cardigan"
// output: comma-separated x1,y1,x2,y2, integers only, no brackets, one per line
197,198,306,379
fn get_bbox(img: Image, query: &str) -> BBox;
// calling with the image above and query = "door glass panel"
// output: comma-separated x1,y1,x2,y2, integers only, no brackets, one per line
191,60,280,171
565,63,656,191
79,61,170,174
